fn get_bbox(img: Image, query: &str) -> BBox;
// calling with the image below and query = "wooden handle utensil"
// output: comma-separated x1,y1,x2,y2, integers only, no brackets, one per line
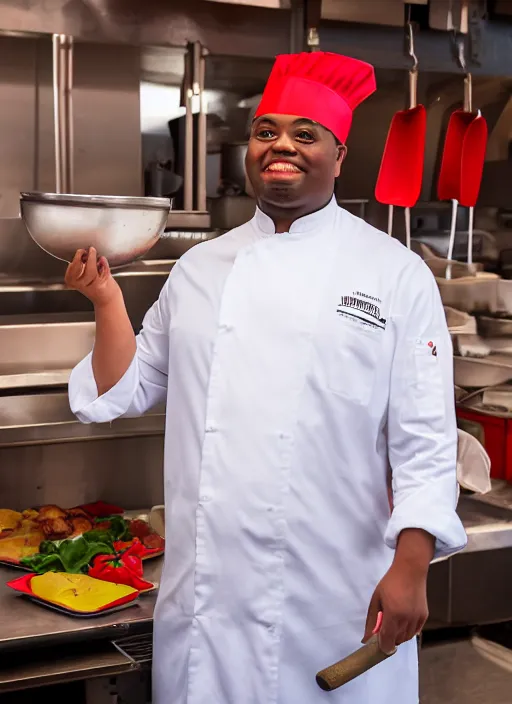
316,633,396,692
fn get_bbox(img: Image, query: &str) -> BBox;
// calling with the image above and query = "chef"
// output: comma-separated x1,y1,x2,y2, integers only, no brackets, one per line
67,52,467,704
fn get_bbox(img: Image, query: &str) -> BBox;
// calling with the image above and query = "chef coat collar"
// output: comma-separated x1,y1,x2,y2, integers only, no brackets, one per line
253,195,337,237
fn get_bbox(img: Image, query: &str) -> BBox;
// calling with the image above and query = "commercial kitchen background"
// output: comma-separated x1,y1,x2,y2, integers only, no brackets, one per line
0,1,512,703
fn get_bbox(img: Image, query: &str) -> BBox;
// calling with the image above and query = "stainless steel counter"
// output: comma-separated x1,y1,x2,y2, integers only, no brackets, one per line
453,482,512,555
0,559,162,653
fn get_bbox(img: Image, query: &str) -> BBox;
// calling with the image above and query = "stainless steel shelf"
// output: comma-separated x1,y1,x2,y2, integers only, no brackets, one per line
0,392,165,447
0,642,137,694
0,261,175,330
166,210,211,230
0,313,95,393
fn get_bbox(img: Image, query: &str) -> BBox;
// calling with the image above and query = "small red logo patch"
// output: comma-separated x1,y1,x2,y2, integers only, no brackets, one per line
428,341,433,348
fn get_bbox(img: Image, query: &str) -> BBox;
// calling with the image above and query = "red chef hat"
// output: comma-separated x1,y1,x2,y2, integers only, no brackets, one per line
254,52,376,144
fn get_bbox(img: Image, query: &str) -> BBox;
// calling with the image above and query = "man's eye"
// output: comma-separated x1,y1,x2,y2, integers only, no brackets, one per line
297,130,314,141
257,129,275,139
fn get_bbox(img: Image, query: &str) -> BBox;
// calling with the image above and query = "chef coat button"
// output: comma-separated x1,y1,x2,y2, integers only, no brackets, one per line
200,495,211,503
205,424,216,433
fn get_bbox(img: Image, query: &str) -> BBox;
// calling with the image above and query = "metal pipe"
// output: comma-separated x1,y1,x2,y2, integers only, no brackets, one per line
52,34,73,194
196,45,207,212
64,36,74,193
182,45,194,211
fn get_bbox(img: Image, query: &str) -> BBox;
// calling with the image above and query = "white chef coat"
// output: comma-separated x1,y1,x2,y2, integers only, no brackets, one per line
69,196,467,704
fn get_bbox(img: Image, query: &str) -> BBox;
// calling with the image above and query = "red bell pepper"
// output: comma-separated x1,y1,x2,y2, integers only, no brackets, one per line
88,544,153,591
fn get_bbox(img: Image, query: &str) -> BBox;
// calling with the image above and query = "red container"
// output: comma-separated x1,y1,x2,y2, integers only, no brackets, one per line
456,407,510,481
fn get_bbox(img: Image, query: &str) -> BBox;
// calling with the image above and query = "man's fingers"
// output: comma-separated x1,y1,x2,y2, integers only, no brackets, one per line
97,255,110,280
81,247,99,286
414,613,428,639
65,249,87,285
377,613,400,654
363,593,381,644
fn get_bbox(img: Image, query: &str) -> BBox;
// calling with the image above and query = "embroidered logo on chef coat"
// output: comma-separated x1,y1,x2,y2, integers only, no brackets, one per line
415,338,438,358
337,291,387,331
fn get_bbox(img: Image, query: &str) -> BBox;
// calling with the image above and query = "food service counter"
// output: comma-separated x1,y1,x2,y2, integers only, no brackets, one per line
0,559,162,694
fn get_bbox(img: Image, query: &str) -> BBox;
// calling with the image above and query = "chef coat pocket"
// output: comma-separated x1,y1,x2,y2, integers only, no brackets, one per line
411,337,445,420
322,321,382,405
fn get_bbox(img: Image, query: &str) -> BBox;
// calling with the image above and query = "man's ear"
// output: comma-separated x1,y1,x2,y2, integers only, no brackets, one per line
334,144,347,178
337,144,347,164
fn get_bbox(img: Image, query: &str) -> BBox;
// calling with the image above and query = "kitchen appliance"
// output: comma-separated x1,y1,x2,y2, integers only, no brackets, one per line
20,192,171,269
375,22,426,247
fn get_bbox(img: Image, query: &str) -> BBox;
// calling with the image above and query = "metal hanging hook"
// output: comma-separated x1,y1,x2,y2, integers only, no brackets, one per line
455,34,472,112
456,35,466,72
407,21,418,72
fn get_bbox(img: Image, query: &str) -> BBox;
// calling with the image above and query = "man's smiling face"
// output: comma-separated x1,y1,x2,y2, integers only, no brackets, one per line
245,113,345,212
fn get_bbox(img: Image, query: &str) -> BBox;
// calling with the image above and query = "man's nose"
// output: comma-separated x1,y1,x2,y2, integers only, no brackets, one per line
272,133,297,153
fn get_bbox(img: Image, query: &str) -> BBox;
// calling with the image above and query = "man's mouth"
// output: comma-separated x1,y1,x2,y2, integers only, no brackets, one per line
263,161,302,173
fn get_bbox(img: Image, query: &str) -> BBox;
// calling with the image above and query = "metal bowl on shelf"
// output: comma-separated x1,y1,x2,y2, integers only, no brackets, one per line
20,192,171,269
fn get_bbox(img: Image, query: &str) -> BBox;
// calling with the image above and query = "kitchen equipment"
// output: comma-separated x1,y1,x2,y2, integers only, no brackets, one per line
208,196,256,231
496,279,512,316
445,306,477,335
479,338,512,355
147,230,221,260
455,385,467,402
426,252,483,279
375,22,426,247
220,142,249,194
316,612,396,691
437,38,488,278
149,505,165,538
457,428,492,494
420,233,499,315
457,385,512,481
413,229,498,266
436,272,499,314
454,354,512,389
20,192,170,269
454,334,491,359
479,315,512,338
445,306,490,357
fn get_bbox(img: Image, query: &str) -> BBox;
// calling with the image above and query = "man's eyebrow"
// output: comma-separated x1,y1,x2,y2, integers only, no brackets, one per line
252,116,319,127
252,116,277,126
291,118,319,128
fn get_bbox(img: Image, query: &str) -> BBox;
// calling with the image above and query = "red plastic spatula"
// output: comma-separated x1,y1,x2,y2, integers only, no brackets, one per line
375,23,426,248
438,70,488,278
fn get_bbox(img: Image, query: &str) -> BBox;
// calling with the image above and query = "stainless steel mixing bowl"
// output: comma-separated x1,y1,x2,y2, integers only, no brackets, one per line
20,192,171,268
